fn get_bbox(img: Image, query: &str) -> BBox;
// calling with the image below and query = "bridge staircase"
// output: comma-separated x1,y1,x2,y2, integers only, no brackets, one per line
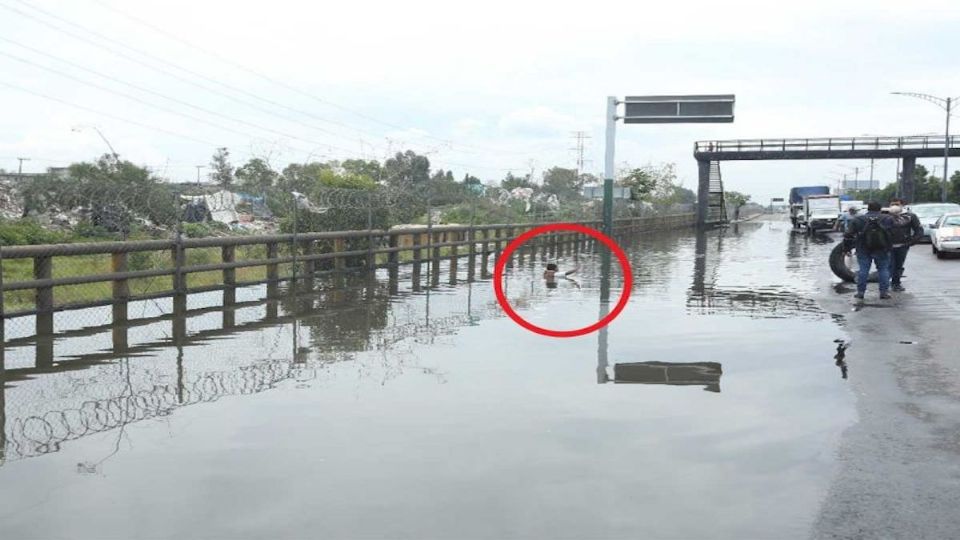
707,161,727,223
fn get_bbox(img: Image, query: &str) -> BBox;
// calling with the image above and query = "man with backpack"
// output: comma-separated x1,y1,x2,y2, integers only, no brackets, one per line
843,201,894,300
887,200,924,292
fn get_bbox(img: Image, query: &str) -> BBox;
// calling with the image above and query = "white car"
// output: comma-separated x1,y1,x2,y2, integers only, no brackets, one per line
930,213,960,259
906,203,960,242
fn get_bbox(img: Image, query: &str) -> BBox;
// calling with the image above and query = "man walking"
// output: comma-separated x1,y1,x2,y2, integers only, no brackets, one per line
887,199,924,292
843,201,894,300
837,206,858,232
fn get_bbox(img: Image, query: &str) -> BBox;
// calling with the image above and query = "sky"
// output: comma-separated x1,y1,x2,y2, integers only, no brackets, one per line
1,0,959,203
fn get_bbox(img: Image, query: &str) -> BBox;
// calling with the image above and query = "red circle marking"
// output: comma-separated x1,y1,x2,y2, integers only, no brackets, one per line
493,223,632,338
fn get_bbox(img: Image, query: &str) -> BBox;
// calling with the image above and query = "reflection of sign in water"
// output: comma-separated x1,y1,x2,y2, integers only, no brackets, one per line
613,362,722,393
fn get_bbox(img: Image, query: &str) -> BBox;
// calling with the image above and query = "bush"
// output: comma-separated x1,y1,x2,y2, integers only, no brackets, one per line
182,221,230,238
0,219,70,245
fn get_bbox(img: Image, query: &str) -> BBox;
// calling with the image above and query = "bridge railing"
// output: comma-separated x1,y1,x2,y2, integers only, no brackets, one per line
0,214,695,325
695,135,960,154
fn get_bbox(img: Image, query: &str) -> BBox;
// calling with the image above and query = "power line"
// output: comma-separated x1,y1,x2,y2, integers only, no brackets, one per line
0,48,365,157
0,1,375,148
85,0,555,158
0,4,531,173
7,0,544,160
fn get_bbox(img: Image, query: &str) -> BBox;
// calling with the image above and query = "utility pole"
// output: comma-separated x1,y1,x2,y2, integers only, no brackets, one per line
195,165,205,187
868,158,875,201
16,157,30,183
945,97,952,202
891,92,958,202
570,131,591,181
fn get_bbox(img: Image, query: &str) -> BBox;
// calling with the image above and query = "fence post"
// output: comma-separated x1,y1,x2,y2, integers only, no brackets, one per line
449,231,459,285
411,232,422,291
430,231,441,287
467,228,477,282
333,237,346,273
222,244,236,302
301,239,315,282
34,254,54,338
111,251,129,351
263,241,278,304
480,229,490,278
387,232,399,294
366,202,375,272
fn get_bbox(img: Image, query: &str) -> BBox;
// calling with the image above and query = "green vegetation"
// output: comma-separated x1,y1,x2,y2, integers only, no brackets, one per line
724,191,751,220
847,165,960,203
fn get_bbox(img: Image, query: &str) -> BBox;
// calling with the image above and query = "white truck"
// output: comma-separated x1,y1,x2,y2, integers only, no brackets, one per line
800,194,841,233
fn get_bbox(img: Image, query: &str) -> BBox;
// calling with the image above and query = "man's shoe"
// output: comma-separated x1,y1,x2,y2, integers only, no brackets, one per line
892,284,905,292
880,292,892,299
854,293,865,300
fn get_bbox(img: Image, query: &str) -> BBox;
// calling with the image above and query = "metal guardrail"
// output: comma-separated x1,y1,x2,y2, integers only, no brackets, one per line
0,215,696,322
694,135,960,154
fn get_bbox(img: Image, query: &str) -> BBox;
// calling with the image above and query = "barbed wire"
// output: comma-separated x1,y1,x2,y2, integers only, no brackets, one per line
2,359,314,463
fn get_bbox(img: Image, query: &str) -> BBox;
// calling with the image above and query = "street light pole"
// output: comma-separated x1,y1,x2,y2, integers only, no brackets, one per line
603,96,617,238
16,157,29,183
945,97,952,202
891,92,958,202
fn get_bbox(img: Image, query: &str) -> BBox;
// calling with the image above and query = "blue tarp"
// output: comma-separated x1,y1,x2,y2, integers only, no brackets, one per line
788,186,830,205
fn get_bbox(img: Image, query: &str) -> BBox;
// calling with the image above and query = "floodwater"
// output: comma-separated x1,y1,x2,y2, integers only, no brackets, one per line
0,220,857,539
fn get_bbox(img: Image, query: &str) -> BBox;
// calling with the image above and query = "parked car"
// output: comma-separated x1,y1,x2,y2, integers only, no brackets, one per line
906,203,960,242
930,213,960,258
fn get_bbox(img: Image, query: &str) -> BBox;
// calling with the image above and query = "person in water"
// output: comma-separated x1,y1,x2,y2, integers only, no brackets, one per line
543,262,579,288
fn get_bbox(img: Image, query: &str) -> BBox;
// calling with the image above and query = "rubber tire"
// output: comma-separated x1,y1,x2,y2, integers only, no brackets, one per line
829,243,878,283
936,250,946,259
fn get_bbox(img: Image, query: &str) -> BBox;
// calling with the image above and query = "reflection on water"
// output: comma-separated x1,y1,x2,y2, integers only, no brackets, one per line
612,362,723,392
0,220,857,539
688,224,831,320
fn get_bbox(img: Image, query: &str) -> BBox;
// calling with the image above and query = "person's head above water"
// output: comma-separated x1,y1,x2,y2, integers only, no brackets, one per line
546,263,558,271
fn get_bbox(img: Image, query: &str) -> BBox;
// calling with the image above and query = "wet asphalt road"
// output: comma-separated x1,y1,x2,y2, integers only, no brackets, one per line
812,234,960,539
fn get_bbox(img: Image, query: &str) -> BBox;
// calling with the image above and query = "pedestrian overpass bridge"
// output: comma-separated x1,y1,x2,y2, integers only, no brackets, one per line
694,135,960,226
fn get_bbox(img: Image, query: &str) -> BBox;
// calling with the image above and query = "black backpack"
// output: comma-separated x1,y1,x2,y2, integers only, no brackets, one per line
862,216,892,251
888,214,912,245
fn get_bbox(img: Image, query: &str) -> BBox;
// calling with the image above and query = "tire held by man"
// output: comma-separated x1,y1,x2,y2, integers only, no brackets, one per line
830,243,879,283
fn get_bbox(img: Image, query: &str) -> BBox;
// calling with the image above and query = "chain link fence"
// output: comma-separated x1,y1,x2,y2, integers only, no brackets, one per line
1,170,689,321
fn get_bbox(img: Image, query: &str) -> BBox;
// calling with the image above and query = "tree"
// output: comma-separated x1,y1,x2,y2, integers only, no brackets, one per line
725,191,751,220
619,163,678,202
950,170,960,202
501,172,533,190
235,158,277,192
383,150,430,186
208,147,234,189
341,159,382,182
462,174,482,186
430,169,456,183
541,167,582,199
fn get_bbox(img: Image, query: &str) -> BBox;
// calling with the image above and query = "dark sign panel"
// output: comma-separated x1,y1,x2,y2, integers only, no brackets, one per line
623,95,735,124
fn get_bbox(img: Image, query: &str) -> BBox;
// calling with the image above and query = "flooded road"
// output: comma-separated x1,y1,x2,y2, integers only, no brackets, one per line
0,220,859,539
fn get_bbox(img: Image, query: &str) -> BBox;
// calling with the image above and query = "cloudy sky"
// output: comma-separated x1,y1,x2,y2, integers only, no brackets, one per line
1,0,959,202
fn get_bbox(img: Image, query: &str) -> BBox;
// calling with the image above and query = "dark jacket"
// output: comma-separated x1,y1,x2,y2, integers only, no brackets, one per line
843,211,894,253
890,211,924,246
